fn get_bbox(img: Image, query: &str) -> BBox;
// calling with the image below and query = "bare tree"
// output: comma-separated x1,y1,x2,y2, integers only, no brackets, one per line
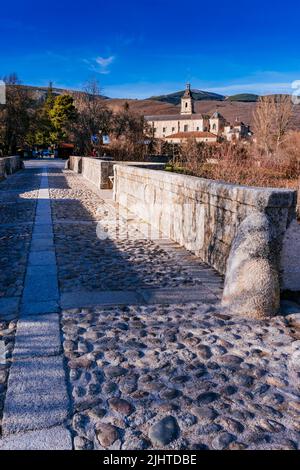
72,79,112,155
0,74,33,155
253,95,293,156
109,102,147,161
113,102,145,141
273,95,293,151
253,96,275,156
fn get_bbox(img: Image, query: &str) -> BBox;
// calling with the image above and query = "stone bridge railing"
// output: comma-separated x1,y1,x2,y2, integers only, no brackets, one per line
0,156,23,180
113,164,299,319
66,156,165,189
66,156,299,319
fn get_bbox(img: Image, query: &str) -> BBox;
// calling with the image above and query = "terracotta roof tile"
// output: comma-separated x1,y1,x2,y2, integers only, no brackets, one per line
165,131,218,139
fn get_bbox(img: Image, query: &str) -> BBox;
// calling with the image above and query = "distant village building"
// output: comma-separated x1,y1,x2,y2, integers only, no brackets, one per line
165,131,218,144
223,120,251,141
145,83,251,143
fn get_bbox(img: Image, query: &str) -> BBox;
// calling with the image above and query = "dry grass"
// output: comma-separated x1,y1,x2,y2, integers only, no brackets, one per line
166,134,300,216
106,99,300,130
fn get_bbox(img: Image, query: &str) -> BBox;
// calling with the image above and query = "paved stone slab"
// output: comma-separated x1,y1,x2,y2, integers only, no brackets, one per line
2,355,69,435
36,199,51,207
23,274,59,302
20,300,59,316
35,211,52,219
139,286,219,304
30,237,54,251
34,215,52,225
61,290,140,309
27,265,57,277
28,250,56,266
32,232,53,241
32,224,53,235
36,207,51,215
0,297,19,319
31,232,53,241
0,426,72,450
13,314,61,358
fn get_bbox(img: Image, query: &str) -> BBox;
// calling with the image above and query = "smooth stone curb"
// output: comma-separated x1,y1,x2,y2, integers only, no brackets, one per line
139,287,219,304
0,426,72,450
28,250,56,266
32,224,53,234
13,314,62,358
30,238,54,251
2,355,69,435
60,286,220,310
22,274,59,302
20,300,59,316
34,219,53,226
60,290,140,309
27,265,57,277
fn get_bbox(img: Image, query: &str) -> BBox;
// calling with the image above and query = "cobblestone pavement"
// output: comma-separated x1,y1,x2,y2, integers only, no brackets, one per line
48,167,300,450
62,305,300,450
49,171,222,294
0,161,299,450
0,170,39,302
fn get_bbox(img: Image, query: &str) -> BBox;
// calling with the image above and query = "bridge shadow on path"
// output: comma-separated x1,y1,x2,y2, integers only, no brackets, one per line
46,166,223,311
0,165,48,320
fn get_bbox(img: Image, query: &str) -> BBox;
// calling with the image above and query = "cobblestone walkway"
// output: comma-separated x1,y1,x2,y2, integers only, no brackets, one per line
0,160,299,450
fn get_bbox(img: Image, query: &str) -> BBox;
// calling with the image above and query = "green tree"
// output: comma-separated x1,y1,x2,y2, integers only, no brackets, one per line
49,94,77,143
45,81,55,110
26,82,56,147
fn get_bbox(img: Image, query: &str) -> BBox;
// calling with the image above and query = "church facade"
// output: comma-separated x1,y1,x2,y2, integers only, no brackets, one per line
145,84,251,143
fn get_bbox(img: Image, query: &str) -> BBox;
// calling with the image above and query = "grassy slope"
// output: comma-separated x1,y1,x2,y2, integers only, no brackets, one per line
18,85,300,129
116,99,300,129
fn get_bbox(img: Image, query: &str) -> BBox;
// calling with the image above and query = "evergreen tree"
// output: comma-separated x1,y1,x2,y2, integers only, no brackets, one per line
26,82,56,148
49,94,77,142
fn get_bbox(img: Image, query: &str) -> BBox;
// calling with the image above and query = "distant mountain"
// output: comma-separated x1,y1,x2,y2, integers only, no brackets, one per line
9,84,300,130
149,89,225,105
20,84,109,103
226,94,259,102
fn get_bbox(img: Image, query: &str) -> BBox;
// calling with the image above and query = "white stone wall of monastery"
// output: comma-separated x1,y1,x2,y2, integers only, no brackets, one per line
149,118,205,138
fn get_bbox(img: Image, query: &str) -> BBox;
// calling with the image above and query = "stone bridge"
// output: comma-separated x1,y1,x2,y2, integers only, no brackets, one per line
0,159,299,450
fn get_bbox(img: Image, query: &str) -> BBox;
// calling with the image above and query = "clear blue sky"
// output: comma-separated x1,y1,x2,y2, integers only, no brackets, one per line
1,0,300,98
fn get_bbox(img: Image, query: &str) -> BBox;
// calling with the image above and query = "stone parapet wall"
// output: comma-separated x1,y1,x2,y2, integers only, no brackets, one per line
0,156,23,180
81,157,104,188
68,156,166,190
68,156,82,173
113,164,297,279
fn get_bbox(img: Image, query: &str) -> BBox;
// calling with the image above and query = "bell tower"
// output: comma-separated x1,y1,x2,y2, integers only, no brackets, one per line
180,83,194,115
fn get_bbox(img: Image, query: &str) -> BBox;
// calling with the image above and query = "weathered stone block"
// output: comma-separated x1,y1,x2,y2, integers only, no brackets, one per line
222,212,280,318
0,426,72,450
13,314,62,357
113,164,296,286
280,219,300,291
0,156,22,180
2,355,69,434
